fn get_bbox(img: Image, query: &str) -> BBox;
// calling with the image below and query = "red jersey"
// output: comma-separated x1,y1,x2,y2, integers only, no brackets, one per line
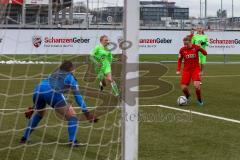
177,44,207,71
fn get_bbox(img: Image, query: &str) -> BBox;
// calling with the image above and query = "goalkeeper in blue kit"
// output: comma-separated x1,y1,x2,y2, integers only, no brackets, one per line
21,60,97,146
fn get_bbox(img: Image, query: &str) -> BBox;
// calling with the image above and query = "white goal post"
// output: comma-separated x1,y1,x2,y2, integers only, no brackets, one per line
122,0,139,160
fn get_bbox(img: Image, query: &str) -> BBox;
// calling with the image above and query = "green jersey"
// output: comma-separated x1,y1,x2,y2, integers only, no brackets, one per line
90,44,113,64
192,34,208,49
192,34,208,64
90,44,114,80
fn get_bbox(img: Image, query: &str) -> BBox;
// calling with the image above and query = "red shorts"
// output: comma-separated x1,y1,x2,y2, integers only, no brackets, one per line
181,68,201,85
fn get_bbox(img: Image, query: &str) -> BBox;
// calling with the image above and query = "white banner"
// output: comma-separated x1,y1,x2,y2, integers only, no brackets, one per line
139,30,240,54
26,0,48,4
0,29,240,55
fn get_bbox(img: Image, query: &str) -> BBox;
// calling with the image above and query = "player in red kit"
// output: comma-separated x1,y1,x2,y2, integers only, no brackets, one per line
176,36,207,106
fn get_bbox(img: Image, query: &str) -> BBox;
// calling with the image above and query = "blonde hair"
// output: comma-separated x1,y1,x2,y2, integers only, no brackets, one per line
100,35,108,42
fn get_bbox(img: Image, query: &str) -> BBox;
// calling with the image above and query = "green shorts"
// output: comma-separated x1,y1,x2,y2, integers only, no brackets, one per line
199,52,207,64
94,60,111,80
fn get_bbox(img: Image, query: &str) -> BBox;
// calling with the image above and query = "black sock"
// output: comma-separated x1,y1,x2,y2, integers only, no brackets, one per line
183,88,190,99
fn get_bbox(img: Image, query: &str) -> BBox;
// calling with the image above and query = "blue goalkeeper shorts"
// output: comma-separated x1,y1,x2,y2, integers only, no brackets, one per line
33,84,67,110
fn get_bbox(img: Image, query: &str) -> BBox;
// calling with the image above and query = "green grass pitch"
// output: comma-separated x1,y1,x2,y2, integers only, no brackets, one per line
0,54,240,160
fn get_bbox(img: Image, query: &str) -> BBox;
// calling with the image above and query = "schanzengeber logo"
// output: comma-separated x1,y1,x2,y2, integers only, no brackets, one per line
209,38,240,49
209,38,240,44
139,37,172,48
32,35,90,48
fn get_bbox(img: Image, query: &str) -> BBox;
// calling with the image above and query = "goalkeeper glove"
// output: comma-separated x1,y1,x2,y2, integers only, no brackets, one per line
84,111,98,123
24,106,34,119
201,42,207,46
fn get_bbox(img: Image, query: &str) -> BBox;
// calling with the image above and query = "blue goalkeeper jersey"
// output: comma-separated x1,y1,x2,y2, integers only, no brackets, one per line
35,69,87,112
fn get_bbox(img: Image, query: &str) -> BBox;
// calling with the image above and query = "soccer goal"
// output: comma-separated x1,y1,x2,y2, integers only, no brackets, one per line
0,0,139,160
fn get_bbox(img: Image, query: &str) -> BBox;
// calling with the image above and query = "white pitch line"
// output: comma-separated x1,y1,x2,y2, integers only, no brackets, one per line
140,104,240,124
0,108,19,111
2,104,240,124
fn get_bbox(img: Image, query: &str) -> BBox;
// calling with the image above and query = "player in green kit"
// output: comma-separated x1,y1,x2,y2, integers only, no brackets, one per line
192,26,208,75
90,35,119,96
